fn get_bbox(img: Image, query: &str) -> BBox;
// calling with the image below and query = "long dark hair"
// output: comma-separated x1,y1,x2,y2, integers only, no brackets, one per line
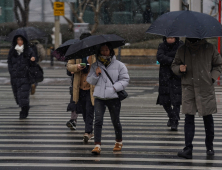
96,42,115,58
9,35,30,57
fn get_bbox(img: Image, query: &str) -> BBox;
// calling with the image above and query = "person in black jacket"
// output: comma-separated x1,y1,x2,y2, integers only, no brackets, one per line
143,5,152,23
156,37,183,131
7,29,36,119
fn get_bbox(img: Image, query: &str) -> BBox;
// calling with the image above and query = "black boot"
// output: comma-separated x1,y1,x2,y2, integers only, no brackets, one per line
19,106,30,119
171,120,178,131
207,149,215,156
178,147,192,159
167,118,172,127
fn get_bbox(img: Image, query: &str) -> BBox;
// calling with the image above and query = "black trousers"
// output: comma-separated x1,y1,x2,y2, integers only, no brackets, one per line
78,89,94,134
185,114,214,150
163,104,180,121
94,98,122,144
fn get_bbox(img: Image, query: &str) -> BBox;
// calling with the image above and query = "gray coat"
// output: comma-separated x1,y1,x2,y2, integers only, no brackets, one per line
87,56,130,99
171,39,222,116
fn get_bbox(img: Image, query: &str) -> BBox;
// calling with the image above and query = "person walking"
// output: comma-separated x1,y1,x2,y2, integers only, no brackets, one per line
66,70,80,130
172,38,222,159
157,37,183,131
29,40,46,95
87,42,130,155
7,30,36,119
67,33,96,143
143,5,152,23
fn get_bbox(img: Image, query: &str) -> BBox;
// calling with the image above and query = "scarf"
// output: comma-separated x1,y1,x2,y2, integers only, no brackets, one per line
98,56,112,67
15,44,24,55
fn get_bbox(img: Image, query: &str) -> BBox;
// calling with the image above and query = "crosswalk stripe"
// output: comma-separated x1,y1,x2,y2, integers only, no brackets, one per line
0,84,222,169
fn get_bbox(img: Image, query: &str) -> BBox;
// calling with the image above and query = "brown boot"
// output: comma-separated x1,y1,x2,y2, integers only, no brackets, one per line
31,84,36,95
113,142,123,151
92,145,101,155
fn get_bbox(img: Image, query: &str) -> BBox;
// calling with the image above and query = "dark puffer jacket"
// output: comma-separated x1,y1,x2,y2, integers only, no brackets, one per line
8,29,36,107
156,37,183,106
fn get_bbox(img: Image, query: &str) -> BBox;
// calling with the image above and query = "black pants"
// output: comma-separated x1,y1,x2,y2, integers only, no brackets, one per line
185,114,214,150
94,98,122,144
78,89,94,134
163,104,180,121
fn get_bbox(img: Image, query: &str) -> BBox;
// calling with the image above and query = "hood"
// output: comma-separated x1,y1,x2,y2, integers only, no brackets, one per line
12,28,28,46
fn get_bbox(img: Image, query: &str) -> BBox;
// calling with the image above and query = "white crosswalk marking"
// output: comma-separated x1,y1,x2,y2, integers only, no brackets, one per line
0,84,222,170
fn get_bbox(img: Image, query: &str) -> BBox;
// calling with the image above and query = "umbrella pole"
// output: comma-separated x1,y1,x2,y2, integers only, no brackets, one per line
218,0,221,85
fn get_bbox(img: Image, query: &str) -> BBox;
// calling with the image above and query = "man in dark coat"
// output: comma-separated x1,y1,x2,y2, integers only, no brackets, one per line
7,29,36,119
157,37,183,131
172,38,222,159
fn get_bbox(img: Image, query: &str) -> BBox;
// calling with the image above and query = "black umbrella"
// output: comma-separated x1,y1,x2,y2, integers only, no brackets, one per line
56,39,80,56
5,27,47,42
146,10,222,38
65,34,125,60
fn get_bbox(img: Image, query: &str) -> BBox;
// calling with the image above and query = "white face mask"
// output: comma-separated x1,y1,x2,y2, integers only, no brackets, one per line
15,44,24,55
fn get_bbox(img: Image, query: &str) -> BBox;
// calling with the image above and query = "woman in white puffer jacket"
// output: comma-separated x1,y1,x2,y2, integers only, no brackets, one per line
87,42,129,155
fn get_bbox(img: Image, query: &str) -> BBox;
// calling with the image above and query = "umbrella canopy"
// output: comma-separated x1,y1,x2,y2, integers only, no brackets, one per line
56,39,80,56
146,10,222,38
65,34,125,60
5,27,47,42
52,39,80,61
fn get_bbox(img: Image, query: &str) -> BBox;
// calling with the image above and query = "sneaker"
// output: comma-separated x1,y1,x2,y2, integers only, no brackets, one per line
167,118,172,127
92,146,101,155
207,149,215,156
83,133,94,143
66,120,77,130
113,142,123,151
31,84,36,95
178,147,192,159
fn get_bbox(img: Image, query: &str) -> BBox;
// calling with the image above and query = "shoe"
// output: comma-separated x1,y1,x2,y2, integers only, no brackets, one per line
19,106,29,119
113,142,123,151
83,133,94,143
167,118,172,127
178,147,192,159
171,120,178,131
31,84,36,95
207,149,215,156
92,146,101,155
66,120,77,130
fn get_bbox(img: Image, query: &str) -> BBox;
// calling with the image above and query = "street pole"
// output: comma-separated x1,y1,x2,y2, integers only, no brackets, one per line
54,0,60,50
218,0,221,85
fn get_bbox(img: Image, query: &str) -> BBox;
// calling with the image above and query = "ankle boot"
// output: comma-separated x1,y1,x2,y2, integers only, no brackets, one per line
171,120,178,131
20,106,30,119
178,147,192,159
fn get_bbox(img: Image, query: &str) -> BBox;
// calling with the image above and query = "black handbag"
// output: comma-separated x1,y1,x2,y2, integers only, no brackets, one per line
102,68,128,101
28,63,44,83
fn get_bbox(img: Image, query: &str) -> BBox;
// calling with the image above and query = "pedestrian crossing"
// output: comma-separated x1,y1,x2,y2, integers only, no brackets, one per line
0,84,222,170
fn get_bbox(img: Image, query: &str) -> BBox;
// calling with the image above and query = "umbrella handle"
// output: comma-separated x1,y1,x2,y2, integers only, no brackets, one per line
183,41,186,65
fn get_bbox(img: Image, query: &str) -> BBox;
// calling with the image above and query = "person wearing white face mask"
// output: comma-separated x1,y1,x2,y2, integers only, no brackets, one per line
7,30,36,119
87,43,130,155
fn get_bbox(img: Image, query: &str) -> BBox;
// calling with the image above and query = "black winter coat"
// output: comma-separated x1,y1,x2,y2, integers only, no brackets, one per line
156,37,183,106
8,29,36,107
